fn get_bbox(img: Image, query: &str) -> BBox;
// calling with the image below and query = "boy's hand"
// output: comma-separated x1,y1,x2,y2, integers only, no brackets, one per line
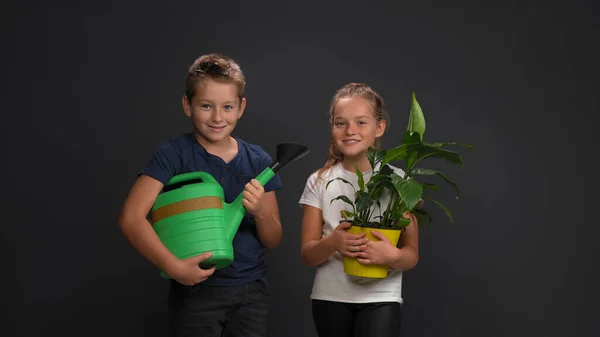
242,179,268,218
327,221,369,258
168,252,216,286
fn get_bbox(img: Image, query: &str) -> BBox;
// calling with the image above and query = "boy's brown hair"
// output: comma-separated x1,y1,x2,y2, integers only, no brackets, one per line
185,53,246,102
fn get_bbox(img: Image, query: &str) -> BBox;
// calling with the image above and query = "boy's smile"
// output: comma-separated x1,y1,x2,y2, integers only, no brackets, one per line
183,78,246,148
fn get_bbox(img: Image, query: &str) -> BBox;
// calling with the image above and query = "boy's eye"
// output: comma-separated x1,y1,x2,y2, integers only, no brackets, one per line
200,104,211,109
224,105,234,110
358,121,367,125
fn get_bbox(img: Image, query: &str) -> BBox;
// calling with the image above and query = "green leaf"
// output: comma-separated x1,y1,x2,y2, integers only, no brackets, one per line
412,168,460,199
367,147,386,171
355,191,373,214
423,195,454,224
412,207,432,229
340,210,354,220
422,183,440,191
407,92,426,140
391,175,423,210
412,143,464,168
355,165,365,191
330,195,355,209
381,144,410,167
326,177,355,191
431,141,477,154
395,216,411,228
403,130,422,144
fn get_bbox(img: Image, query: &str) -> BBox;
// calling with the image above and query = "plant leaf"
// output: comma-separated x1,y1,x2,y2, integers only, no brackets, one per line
355,165,365,191
340,210,355,220
412,207,432,229
367,147,386,171
422,183,440,191
354,191,373,214
407,92,426,140
395,216,411,229
326,177,355,191
330,195,355,209
431,141,477,154
423,195,454,224
412,168,460,199
413,143,464,168
391,175,423,210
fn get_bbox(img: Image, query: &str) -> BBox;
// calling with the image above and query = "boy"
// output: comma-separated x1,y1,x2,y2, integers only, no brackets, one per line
118,53,282,337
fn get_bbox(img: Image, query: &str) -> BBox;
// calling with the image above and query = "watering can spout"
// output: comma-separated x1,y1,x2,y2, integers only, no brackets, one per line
225,143,310,242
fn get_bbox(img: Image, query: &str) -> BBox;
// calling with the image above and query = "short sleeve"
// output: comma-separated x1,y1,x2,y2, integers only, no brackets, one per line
139,142,182,185
298,172,322,210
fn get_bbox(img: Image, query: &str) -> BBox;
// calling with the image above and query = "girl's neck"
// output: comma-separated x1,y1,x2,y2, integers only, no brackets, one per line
341,155,371,173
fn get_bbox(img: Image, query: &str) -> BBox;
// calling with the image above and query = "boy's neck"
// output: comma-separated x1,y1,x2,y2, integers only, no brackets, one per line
341,155,371,173
193,132,239,164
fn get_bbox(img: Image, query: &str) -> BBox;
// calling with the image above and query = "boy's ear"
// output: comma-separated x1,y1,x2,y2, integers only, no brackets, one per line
376,119,387,137
182,95,192,117
237,97,247,120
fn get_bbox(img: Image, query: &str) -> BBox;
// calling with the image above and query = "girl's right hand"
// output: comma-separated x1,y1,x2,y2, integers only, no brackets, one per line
168,252,217,286
328,221,369,257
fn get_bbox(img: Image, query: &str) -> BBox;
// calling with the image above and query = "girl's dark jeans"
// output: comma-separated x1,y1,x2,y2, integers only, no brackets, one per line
312,299,402,337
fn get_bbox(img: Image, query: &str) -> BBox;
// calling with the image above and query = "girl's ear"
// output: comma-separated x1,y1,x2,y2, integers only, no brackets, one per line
376,119,387,137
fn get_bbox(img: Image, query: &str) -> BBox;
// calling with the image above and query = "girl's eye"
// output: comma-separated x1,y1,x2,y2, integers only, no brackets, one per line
335,121,346,127
358,121,367,125
224,105,233,111
200,104,211,109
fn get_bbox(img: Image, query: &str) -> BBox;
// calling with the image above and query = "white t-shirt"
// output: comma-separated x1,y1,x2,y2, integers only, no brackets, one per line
299,163,405,304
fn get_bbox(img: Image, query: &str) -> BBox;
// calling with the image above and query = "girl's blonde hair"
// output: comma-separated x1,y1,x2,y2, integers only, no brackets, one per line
317,82,390,178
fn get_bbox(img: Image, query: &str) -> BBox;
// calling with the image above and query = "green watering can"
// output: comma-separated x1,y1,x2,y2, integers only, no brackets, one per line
150,143,309,278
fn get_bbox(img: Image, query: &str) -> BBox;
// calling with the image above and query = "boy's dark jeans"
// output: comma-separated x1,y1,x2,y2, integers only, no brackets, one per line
168,278,269,337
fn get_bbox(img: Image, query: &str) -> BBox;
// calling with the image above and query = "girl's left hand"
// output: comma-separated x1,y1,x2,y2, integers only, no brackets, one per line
355,230,398,265
242,179,268,218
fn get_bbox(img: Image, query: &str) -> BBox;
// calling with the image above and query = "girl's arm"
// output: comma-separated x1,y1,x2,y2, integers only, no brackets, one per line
389,213,419,270
300,205,368,267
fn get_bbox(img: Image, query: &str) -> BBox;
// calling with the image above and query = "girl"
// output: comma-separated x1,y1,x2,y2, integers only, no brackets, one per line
298,83,419,337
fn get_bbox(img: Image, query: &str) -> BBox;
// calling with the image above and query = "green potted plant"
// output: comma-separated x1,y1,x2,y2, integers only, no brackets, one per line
327,93,474,278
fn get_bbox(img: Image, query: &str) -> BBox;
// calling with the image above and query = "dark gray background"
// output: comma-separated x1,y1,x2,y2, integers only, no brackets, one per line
3,0,598,336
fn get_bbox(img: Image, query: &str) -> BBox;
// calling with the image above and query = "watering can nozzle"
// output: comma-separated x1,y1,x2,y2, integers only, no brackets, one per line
269,142,310,173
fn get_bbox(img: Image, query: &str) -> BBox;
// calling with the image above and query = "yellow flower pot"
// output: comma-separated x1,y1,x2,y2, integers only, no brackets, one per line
342,226,402,278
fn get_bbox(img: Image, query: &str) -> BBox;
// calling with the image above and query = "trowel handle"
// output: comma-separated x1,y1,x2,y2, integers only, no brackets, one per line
164,171,218,187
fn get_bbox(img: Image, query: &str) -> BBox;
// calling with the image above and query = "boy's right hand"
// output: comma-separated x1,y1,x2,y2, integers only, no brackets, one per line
168,252,216,286
328,222,369,258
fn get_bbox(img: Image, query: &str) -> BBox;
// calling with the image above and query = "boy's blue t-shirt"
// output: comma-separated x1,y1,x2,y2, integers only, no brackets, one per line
140,132,282,286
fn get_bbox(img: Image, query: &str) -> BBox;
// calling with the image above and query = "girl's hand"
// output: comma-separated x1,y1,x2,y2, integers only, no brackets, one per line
356,212,415,265
355,229,399,265
242,179,268,218
328,221,369,258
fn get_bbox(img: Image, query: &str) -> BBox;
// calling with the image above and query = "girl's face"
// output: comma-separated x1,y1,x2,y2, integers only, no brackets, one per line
331,96,386,161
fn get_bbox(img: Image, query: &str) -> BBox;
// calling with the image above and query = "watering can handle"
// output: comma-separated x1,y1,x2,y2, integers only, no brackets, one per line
164,171,218,187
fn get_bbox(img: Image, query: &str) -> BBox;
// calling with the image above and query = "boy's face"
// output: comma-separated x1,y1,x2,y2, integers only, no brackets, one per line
183,78,246,145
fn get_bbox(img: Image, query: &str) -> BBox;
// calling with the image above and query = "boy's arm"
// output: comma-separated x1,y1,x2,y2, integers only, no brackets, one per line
242,179,282,248
118,175,215,285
